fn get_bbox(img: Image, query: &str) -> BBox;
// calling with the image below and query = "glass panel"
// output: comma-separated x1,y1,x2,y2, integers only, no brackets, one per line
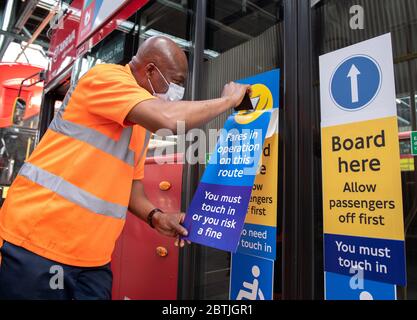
311,0,417,299
0,74,42,205
71,26,138,82
192,0,284,300
137,0,195,158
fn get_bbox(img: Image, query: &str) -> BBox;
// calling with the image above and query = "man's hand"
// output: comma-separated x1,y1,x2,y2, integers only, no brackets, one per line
152,212,191,247
221,82,252,108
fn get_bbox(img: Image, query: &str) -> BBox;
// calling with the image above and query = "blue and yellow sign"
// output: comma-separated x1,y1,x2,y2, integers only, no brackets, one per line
320,33,406,292
183,69,280,254
236,70,279,261
183,110,272,252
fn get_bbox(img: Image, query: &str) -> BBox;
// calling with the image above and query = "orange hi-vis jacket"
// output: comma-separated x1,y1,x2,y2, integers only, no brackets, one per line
0,64,156,267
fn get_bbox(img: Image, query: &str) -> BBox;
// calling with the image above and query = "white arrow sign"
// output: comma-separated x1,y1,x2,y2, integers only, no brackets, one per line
347,64,361,103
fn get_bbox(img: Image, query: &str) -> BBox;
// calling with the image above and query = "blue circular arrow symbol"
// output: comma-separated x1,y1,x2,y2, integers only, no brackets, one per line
330,55,382,111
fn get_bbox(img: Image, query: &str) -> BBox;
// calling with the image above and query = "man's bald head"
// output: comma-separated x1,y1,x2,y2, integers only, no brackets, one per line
136,36,188,74
129,36,188,94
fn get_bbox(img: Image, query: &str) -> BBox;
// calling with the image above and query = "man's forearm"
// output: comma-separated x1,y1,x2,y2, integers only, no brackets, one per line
128,180,187,239
128,194,155,222
126,96,234,134
128,180,157,223
126,81,250,134
162,97,234,132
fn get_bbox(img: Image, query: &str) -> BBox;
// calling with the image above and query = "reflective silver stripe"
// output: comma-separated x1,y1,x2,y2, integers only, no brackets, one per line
50,83,148,168
56,85,76,118
136,130,151,166
49,115,135,166
19,163,127,220
62,85,75,110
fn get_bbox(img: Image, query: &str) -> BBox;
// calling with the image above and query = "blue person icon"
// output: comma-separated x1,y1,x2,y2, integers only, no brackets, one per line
236,265,265,300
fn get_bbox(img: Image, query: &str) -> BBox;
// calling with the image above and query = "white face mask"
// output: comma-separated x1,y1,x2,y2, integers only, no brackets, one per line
148,66,185,102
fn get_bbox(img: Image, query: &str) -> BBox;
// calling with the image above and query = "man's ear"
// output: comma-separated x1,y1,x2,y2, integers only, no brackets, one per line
145,63,156,78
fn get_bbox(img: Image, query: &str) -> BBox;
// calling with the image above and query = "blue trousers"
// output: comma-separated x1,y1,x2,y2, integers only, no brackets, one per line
0,241,112,300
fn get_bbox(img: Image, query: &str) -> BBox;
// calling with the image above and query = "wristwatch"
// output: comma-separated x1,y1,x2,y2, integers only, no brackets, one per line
147,208,163,228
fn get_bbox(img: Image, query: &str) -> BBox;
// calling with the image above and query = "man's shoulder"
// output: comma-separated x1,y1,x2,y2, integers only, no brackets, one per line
73,64,136,95
86,63,129,77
